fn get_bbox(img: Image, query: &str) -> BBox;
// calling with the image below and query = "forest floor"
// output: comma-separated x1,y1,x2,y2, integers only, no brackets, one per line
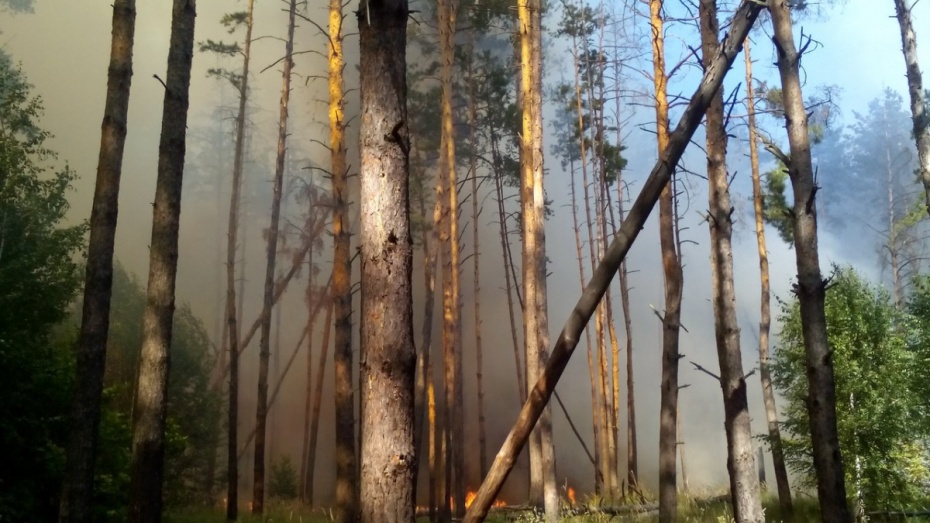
163,494,827,522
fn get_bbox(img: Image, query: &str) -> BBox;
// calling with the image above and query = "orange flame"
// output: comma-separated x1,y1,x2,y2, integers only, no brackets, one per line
567,486,576,505
448,491,506,511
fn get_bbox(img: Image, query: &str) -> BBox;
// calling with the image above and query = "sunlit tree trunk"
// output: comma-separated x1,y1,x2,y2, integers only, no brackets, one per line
768,2,851,521
224,0,254,518
251,0,296,512
892,0,930,218
649,0,683,518
744,40,793,515
357,1,415,521
60,2,135,521
329,1,357,520
127,1,195,520
700,2,763,521
437,0,465,515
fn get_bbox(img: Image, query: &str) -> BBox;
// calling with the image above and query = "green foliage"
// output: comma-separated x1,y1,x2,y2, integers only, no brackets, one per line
761,165,793,245
198,11,250,91
771,267,930,510
0,53,84,522
268,454,299,500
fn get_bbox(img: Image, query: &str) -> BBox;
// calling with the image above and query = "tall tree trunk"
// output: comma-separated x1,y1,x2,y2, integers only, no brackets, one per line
59,2,135,521
744,39,792,515
127,1,195,520
357,1,415,522
306,298,334,506
330,0,357,520
892,0,930,218
299,255,316,503
649,0,683,519
676,405,689,493
463,3,763,518
252,1,296,512
224,1,254,518
466,38,489,481
767,2,851,521
700,2,763,521
437,0,465,516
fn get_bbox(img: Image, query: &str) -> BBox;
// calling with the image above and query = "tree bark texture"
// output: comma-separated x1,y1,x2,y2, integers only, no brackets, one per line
330,0,358,520
357,1,416,522
768,2,851,521
892,0,930,218
463,3,763,519
59,2,135,521
744,38,793,515
700,1,763,521
127,1,195,521
251,0,296,512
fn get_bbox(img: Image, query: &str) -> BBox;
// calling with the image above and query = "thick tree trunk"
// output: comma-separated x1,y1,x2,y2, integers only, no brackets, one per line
649,1,683,519
463,4,763,519
892,0,930,218
59,2,135,521
127,1,195,521
251,1,296,512
768,2,851,521
744,40,793,515
330,0,357,520
224,1,254,518
700,2,763,521
357,1,416,522
305,299,334,506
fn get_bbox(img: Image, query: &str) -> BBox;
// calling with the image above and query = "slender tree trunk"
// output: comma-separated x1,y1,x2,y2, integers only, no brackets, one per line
463,3,763,519
676,405,689,493
437,0,465,515
299,257,316,503
892,0,930,218
59,2,135,521
330,1,357,520
700,2,763,521
357,1,415,522
251,1,296,512
744,39,792,515
306,298,334,506
649,0,682,518
466,38,489,481
224,1,254,518
768,2,851,521
127,2,195,520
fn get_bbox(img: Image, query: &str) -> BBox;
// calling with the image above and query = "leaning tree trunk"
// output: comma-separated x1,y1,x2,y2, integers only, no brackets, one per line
251,0,296,512
462,2,763,519
127,1,195,521
329,0,357,520
892,0,930,218
700,1,763,521
649,0,683,519
305,298,334,506
357,1,416,522
224,0,254,518
59,2,135,522
768,2,851,521
299,253,317,503
744,38,793,516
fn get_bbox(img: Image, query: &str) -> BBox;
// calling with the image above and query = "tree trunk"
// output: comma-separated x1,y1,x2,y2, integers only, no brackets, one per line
224,0,254,518
251,0,296,512
437,0,465,516
299,256,316,503
59,2,135,521
306,298,334,506
892,0,930,218
127,1,195,520
357,1,416,522
463,3,763,518
700,2,763,521
649,1,683,519
767,2,851,521
330,0,357,520
466,37,489,481
744,39,793,515
677,405,689,493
